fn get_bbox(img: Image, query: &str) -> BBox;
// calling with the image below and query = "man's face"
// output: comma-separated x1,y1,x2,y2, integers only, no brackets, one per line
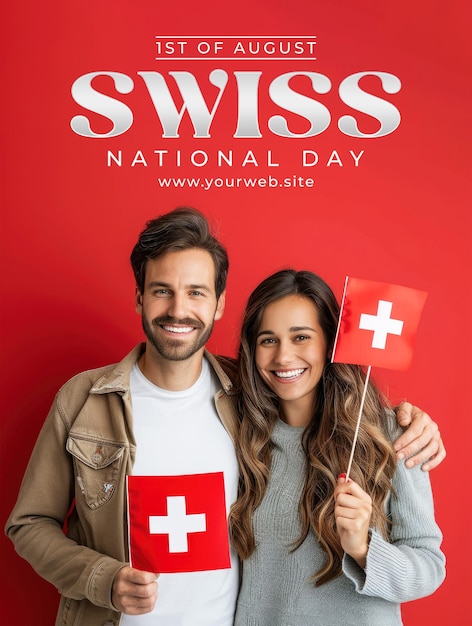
136,248,225,362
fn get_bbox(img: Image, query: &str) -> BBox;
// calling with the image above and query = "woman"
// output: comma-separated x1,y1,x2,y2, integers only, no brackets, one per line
229,269,445,626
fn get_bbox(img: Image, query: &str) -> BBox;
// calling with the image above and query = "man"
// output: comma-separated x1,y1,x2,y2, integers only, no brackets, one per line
5,207,445,626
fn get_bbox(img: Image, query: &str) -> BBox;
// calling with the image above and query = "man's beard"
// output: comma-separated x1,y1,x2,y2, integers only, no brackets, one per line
142,315,215,361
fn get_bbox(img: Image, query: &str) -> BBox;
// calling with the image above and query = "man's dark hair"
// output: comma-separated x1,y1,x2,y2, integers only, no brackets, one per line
130,206,229,297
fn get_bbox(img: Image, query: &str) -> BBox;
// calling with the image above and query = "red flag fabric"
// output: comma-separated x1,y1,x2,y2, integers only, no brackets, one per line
331,277,428,370
127,473,231,573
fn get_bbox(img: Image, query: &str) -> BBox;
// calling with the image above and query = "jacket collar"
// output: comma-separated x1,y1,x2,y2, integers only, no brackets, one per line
90,343,235,395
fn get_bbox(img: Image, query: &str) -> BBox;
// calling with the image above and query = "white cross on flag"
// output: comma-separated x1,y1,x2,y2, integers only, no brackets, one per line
332,277,428,370
126,472,231,573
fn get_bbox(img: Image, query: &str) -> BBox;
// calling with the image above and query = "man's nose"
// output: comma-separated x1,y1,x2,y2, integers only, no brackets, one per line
167,293,187,319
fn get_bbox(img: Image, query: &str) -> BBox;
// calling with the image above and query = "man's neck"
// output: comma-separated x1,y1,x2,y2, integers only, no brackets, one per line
137,345,205,391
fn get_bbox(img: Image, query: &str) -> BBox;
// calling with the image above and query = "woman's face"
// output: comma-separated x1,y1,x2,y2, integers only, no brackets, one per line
255,294,328,423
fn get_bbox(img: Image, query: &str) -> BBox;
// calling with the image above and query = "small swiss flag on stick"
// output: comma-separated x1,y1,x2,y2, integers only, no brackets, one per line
331,277,428,480
332,277,428,371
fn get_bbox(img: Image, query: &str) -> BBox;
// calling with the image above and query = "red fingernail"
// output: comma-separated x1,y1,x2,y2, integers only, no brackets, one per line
338,473,346,480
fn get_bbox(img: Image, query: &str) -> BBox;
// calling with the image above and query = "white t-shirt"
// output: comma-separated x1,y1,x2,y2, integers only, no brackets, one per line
121,358,239,626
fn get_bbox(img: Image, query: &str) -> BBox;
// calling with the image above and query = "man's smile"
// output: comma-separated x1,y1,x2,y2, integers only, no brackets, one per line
161,325,195,334
152,316,203,336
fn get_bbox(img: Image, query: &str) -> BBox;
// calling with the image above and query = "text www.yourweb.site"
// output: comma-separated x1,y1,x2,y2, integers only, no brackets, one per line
156,175,315,190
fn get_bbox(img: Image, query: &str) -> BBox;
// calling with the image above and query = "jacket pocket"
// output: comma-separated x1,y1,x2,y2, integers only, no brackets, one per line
67,436,125,509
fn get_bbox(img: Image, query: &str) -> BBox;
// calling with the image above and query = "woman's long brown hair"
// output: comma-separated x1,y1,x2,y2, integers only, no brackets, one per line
229,270,397,585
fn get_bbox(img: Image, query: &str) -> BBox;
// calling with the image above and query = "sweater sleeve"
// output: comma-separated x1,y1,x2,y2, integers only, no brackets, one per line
4,391,125,610
342,459,446,602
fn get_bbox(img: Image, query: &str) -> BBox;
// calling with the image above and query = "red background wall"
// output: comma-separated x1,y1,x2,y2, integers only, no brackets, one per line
1,1,470,624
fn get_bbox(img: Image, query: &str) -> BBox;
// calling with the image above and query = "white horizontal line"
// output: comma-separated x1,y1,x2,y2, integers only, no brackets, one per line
155,57,317,61
154,36,317,38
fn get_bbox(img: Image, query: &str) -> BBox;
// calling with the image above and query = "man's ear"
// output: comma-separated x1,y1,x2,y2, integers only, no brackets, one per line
214,289,226,321
135,288,143,313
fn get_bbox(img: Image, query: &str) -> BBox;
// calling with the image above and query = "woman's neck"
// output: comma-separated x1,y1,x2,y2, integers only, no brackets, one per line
279,397,313,428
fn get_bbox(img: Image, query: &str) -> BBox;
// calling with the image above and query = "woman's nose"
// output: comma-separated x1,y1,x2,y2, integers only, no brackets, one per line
274,341,293,365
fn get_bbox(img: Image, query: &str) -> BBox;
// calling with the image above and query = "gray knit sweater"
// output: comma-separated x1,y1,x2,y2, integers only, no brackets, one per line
234,419,445,626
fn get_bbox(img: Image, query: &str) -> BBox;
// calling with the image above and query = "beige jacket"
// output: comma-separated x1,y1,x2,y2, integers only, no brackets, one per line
5,344,239,626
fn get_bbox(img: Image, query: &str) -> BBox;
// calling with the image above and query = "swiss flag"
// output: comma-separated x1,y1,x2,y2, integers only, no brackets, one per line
332,277,428,370
127,473,231,573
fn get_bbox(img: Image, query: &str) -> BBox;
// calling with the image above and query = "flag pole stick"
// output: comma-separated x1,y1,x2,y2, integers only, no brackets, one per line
345,365,371,482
